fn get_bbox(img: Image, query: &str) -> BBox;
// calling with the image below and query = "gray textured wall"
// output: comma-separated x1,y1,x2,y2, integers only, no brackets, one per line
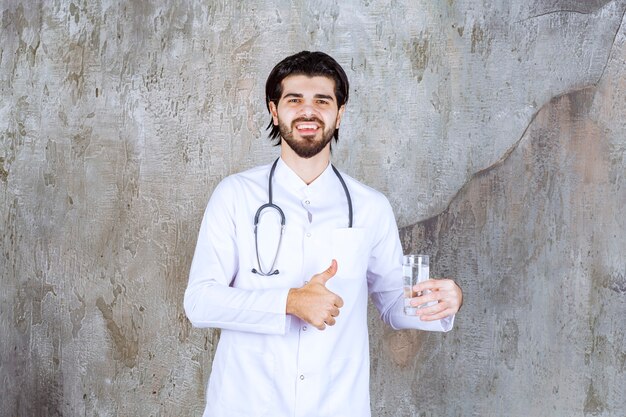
1,1,625,416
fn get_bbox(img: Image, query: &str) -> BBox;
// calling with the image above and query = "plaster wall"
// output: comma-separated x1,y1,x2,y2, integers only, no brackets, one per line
1,1,625,416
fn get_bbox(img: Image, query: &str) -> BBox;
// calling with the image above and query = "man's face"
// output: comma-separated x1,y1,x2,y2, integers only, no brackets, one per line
269,75,345,159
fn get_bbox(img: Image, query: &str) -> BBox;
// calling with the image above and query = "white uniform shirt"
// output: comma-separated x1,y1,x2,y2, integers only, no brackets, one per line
184,158,453,417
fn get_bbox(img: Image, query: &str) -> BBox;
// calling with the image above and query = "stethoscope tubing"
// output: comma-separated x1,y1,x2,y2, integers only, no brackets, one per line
252,158,352,276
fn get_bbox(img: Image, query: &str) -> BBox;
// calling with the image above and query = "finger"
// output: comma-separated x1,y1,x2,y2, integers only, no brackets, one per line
313,259,338,285
414,278,455,293
412,302,443,316
413,279,440,292
331,307,340,317
410,291,440,307
419,307,456,321
417,295,461,317
315,322,327,331
325,316,336,326
334,295,344,309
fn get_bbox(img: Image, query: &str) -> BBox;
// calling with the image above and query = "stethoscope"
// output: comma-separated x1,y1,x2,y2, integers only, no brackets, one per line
252,158,353,276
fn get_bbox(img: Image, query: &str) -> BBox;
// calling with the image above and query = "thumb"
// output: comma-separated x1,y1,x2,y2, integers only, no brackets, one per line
313,259,338,285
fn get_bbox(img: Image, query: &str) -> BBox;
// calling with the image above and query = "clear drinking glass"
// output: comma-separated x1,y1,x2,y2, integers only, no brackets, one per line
403,254,430,315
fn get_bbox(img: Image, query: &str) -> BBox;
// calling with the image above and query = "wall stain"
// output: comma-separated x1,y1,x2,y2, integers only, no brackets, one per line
70,291,86,338
96,296,139,368
405,35,430,82
69,2,80,24
383,327,425,367
178,311,191,343
28,282,57,326
498,319,519,370
0,156,8,182
471,22,492,56
583,379,606,414
32,361,63,417
64,38,87,100
609,270,625,293
71,129,92,160
399,215,440,255
13,280,56,333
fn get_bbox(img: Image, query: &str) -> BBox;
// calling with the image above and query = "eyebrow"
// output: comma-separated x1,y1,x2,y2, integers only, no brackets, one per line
282,93,335,101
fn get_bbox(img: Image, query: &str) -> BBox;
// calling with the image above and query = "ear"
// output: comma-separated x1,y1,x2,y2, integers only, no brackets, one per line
335,105,346,129
269,101,279,126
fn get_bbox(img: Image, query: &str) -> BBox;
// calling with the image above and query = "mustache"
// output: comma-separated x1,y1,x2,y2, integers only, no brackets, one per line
292,116,325,127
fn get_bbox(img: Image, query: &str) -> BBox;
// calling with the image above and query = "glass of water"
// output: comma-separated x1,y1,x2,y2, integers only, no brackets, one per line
403,254,431,315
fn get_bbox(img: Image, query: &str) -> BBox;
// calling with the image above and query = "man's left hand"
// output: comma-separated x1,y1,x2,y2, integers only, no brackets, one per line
410,279,463,321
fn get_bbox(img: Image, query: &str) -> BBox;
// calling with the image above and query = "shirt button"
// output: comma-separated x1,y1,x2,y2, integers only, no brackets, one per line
302,326,307,331
306,233,311,237
300,375,305,380
305,200,310,205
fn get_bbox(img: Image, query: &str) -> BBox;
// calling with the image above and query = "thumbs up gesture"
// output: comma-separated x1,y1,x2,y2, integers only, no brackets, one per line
286,260,345,330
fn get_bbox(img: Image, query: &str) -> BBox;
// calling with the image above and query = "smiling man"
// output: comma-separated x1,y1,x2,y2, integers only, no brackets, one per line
270,74,342,159
184,51,463,417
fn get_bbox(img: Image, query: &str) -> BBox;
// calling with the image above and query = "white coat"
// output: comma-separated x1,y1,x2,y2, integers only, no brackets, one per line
184,158,453,417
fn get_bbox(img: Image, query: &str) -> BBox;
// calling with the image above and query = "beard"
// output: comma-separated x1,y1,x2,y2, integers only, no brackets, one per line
278,116,336,159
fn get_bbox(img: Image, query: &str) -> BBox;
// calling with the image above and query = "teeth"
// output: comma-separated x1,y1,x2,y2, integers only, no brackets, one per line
297,124,318,130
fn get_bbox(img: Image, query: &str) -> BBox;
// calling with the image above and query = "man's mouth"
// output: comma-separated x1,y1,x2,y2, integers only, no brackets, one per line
293,118,323,135
296,123,319,132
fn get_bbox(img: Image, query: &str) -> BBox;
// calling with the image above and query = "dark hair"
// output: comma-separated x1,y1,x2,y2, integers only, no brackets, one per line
265,51,350,144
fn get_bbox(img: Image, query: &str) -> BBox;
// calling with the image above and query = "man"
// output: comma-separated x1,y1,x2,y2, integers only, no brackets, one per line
184,51,463,417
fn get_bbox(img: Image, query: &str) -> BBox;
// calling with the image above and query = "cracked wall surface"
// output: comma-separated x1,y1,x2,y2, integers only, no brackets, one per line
1,1,625,416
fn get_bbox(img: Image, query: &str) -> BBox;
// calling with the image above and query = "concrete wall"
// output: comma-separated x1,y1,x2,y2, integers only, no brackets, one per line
1,1,624,416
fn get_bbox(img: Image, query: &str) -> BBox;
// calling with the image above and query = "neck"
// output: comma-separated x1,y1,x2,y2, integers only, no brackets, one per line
280,145,331,185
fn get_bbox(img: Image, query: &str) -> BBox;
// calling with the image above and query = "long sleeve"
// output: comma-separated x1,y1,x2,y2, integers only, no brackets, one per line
366,195,454,332
183,176,291,335
191,162,455,417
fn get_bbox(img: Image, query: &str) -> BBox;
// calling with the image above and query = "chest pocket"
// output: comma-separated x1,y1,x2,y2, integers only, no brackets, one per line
330,228,369,281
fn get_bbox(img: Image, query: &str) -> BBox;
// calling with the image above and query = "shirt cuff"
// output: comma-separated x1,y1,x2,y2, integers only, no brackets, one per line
387,296,455,332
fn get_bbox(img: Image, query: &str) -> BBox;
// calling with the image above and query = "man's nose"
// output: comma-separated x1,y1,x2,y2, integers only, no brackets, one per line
299,103,316,118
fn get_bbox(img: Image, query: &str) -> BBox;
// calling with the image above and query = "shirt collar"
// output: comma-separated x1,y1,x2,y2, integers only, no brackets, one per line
274,157,336,197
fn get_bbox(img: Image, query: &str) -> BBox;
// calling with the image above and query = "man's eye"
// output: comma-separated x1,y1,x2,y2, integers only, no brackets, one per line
316,100,329,105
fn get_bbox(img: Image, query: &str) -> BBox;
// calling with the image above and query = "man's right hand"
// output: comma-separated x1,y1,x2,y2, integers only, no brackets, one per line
286,259,344,330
